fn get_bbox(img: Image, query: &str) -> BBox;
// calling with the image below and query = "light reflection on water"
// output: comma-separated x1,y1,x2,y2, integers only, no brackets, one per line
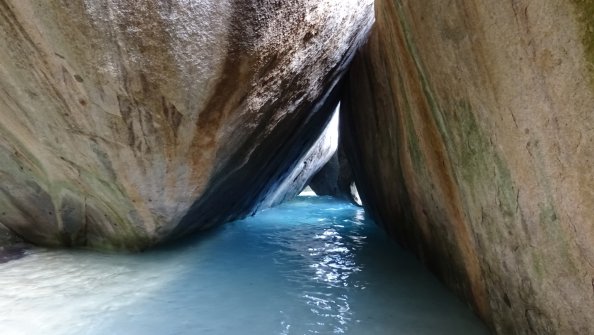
0,196,489,335
267,205,367,334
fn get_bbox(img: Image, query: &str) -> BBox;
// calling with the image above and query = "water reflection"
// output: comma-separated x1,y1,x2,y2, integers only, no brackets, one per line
262,201,366,334
0,196,489,335
302,228,361,332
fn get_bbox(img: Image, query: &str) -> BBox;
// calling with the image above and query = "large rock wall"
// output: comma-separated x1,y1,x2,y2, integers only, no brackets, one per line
0,0,373,250
343,0,594,333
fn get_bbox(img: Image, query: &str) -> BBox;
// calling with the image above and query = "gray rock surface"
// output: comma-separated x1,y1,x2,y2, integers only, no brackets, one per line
259,106,340,209
0,0,373,249
308,143,357,204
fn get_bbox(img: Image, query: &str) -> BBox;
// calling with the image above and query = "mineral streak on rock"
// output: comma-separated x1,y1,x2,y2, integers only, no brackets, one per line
343,0,594,333
0,0,374,250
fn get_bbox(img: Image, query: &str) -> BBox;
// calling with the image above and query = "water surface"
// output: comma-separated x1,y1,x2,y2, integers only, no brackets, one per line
0,196,488,335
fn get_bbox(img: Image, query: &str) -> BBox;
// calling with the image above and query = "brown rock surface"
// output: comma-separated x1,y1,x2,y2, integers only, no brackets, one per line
0,0,373,250
343,0,594,333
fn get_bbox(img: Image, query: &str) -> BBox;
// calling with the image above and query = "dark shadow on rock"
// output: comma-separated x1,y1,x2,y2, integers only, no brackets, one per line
0,244,30,264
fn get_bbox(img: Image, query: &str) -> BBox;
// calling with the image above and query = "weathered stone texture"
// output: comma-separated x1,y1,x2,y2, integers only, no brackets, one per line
0,0,373,249
343,0,594,333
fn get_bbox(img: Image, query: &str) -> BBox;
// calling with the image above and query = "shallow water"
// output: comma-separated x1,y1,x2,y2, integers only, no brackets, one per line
0,196,489,335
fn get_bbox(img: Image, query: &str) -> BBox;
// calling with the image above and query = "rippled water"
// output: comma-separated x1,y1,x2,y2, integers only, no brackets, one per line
0,196,488,335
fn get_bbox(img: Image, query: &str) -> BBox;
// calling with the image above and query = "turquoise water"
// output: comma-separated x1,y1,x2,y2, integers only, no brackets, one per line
0,196,488,335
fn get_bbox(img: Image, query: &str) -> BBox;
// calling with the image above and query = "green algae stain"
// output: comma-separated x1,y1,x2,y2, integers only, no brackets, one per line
393,0,450,142
392,0,516,209
402,95,425,171
538,202,558,227
448,100,518,228
537,201,580,274
494,155,517,219
531,251,546,279
393,0,520,235
454,100,491,187
406,117,424,171
390,0,518,211
571,0,594,81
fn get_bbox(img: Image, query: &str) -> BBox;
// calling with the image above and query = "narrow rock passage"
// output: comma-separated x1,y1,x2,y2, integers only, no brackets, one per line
0,196,488,335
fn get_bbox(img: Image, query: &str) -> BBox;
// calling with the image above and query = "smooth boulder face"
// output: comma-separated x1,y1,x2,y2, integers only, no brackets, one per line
343,0,594,333
0,0,373,250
